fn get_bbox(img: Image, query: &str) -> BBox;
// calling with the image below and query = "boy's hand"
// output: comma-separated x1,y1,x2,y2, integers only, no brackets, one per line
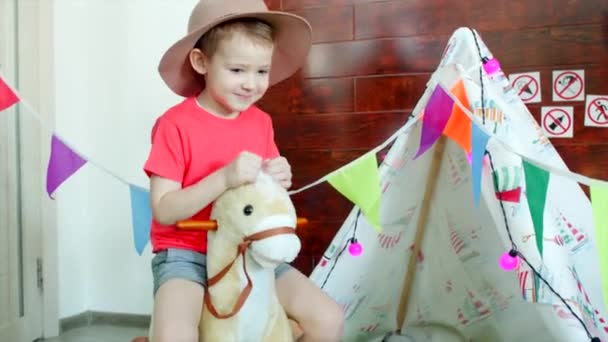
223,151,263,189
263,156,292,189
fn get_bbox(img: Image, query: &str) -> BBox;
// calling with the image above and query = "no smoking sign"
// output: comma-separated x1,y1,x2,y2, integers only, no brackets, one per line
510,72,541,103
553,70,585,102
542,106,573,138
585,95,608,127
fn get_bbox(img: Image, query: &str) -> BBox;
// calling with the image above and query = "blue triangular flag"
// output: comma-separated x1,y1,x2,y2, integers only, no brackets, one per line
472,122,491,206
128,184,152,255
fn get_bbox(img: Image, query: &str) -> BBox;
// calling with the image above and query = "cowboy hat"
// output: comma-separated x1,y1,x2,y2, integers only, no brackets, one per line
158,0,312,97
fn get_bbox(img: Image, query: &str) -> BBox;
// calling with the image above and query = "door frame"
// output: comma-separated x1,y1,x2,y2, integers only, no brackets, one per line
14,0,59,338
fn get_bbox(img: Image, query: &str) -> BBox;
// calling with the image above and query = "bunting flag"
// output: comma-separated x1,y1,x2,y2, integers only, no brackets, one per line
6,69,608,264
129,184,152,255
415,85,455,159
523,160,550,257
471,122,491,206
46,134,87,199
0,76,19,111
328,152,382,232
443,80,472,153
590,185,608,310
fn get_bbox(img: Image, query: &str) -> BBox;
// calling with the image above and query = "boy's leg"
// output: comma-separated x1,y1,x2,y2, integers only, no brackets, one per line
150,249,207,342
152,278,204,342
276,266,344,342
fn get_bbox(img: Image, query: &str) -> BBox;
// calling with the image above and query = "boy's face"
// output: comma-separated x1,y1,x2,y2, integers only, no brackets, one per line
195,32,274,116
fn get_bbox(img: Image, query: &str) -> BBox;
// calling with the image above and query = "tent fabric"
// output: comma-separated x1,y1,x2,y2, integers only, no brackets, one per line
308,27,608,342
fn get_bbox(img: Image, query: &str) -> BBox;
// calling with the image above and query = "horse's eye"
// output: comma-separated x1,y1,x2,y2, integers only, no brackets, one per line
243,204,254,216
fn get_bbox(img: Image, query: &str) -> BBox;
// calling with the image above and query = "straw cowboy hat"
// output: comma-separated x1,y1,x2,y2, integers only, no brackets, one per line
158,0,313,97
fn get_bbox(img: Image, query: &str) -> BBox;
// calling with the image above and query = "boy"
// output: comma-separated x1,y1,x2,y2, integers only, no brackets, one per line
143,1,344,341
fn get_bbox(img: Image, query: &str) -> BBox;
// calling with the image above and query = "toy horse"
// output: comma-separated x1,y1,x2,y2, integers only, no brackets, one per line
133,172,306,342
196,171,304,341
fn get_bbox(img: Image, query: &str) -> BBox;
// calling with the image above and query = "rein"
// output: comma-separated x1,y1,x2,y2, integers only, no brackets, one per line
204,227,296,319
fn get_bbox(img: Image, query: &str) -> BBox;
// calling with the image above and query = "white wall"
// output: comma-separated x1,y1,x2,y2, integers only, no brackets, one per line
53,0,198,318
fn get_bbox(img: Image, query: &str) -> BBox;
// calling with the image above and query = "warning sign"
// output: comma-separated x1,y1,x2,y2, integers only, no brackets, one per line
542,106,573,138
553,70,585,102
585,95,608,127
510,72,541,103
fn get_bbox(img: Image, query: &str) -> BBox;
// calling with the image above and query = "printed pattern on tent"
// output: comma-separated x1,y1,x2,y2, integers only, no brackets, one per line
308,28,608,342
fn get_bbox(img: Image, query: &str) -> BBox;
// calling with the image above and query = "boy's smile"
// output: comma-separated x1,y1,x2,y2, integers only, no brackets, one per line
195,32,274,119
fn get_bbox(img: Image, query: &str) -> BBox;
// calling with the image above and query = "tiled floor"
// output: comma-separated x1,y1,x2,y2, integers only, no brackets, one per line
42,325,148,342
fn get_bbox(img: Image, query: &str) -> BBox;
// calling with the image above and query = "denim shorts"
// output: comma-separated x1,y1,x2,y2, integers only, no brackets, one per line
151,248,294,296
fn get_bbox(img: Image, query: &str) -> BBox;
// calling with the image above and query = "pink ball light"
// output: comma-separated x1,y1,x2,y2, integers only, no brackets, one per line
348,239,363,257
499,250,520,271
467,152,490,167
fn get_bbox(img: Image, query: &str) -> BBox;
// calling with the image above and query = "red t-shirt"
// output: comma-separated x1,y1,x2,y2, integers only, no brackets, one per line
143,97,280,253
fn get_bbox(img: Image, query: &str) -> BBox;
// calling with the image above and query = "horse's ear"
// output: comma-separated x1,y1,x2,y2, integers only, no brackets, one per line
256,171,274,184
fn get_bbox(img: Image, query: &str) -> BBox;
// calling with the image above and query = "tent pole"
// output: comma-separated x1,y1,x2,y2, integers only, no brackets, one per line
395,135,447,333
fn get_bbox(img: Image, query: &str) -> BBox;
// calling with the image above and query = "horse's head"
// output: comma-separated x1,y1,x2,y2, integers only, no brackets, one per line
210,172,301,268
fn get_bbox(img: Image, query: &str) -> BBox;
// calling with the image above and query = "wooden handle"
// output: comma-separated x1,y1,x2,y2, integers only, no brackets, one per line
176,217,309,230
176,220,218,230
296,217,309,227
395,136,447,332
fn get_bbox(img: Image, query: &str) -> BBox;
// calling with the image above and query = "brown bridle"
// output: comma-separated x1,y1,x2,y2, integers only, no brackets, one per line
204,227,297,319
176,218,307,319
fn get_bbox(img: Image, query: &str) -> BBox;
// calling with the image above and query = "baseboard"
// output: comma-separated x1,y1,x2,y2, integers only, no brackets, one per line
60,310,150,333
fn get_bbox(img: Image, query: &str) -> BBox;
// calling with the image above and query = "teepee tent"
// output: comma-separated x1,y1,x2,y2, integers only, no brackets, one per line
301,28,608,342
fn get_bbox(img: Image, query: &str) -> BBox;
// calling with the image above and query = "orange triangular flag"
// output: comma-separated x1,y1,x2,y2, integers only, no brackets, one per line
443,80,472,153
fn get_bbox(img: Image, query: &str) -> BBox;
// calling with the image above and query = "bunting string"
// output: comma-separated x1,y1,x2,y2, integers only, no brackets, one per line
287,83,608,198
0,33,607,273
287,114,421,196
0,73,152,254
3,68,607,207
440,70,608,189
1,74,130,188
1,28,607,341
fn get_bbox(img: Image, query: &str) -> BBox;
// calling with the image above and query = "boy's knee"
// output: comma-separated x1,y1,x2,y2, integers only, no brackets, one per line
153,324,198,342
305,301,345,341
323,302,345,338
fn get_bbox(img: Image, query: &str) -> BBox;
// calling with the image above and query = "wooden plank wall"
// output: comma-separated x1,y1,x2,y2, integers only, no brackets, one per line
260,0,608,275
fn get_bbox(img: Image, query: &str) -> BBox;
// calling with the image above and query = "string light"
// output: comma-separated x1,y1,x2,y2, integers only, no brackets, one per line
317,27,602,342
348,238,363,257
470,27,601,341
320,209,362,289
499,249,520,271
467,151,490,168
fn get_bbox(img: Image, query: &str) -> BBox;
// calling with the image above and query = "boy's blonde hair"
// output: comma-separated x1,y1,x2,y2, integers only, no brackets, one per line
194,18,276,58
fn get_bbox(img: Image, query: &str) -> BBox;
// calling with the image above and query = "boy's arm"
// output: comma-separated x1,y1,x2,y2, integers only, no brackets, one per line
150,168,227,225
150,151,263,225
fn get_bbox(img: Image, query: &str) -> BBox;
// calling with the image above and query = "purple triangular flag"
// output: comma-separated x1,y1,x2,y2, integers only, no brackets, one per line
472,122,491,206
414,85,455,159
46,134,87,198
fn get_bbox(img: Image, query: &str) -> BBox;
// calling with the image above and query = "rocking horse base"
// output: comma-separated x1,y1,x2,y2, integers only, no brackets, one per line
130,319,304,342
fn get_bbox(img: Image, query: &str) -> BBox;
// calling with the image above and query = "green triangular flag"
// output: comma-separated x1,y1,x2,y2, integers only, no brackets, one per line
328,152,382,232
523,160,550,257
590,185,608,311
